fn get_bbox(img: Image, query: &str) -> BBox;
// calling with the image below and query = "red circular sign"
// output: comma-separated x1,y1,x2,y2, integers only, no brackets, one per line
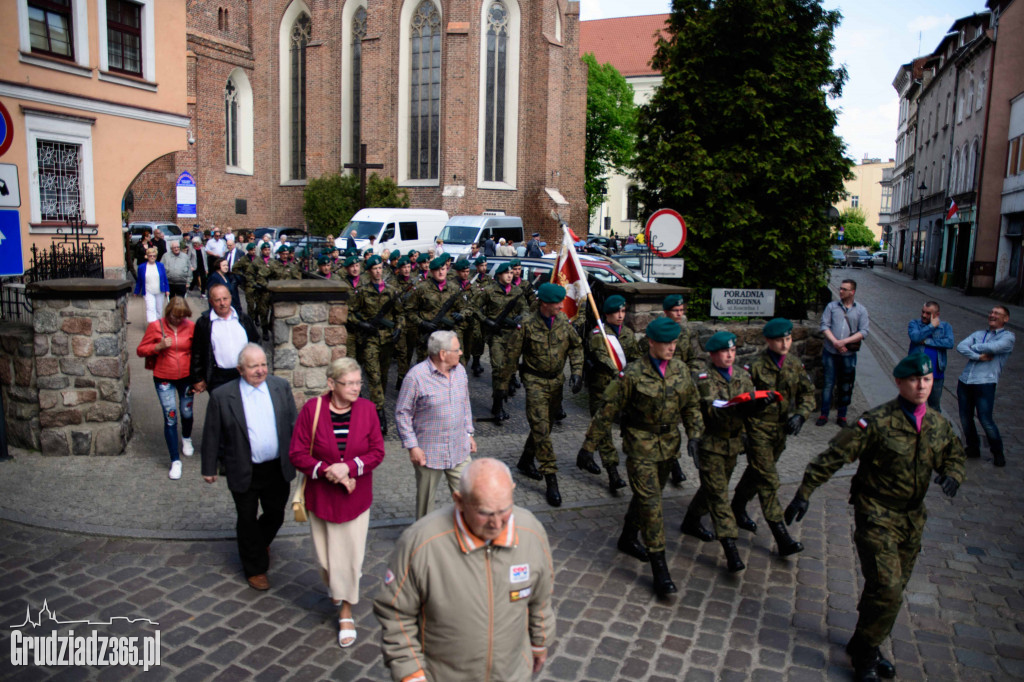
0,101,14,158
644,209,687,258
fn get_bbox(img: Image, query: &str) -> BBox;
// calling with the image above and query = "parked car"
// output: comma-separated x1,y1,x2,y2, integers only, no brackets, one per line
845,249,874,268
126,221,183,244
829,248,846,267
292,235,330,261
622,243,646,253
871,251,887,266
609,253,646,279
253,227,306,245
587,235,619,252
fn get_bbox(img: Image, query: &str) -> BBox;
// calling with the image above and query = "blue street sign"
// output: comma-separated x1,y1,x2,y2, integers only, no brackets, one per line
0,210,25,276
176,171,197,218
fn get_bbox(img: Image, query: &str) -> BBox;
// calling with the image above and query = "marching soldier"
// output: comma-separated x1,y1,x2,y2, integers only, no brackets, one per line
348,255,403,433
339,255,362,363
478,263,528,421
731,318,815,557
450,259,476,367
576,295,640,494
415,253,431,282
250,241,275,340
314,254,336,279
385,250,401,284
680,331,775,573
469,256,491,376
406,256,460,363
233,242,258,320
581,317,704,597
269,245,303,280
785,354,965,682
508,283,583,507
392,257,419,389
509,259,536,308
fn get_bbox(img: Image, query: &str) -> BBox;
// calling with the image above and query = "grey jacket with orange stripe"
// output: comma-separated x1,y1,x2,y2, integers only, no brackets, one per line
373,505,555,682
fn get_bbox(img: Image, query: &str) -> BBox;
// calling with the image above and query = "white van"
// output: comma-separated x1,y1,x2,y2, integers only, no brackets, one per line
338,208,449,255
437,215,525,257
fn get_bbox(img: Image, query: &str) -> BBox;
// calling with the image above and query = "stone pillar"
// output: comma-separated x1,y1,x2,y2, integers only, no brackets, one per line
0,324,39,450
268,280,350,407
26,279,133,456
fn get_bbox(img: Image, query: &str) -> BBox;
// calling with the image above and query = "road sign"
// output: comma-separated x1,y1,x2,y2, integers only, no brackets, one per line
645,209,687,257
0,101,13,157
649,258,684,279
0,164,21,208
176,171,197,218
0,210,25,276
710,288,775,317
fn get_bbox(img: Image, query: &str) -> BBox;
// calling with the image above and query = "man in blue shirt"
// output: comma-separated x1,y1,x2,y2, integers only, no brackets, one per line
908,301,954,411
817,279,869,427
956,305,1015,467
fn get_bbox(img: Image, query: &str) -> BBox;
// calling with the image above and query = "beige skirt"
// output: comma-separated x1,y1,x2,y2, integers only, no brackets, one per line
308,508,370,606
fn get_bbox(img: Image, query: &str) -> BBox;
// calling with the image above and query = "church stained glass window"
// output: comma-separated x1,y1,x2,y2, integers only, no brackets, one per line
351,7,367,161
483,1,508,183
409,1,441,180
225,78,238,167
290,13,311,180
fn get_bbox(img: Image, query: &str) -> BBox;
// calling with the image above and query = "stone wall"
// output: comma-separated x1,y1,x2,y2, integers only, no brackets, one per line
0,324,39,450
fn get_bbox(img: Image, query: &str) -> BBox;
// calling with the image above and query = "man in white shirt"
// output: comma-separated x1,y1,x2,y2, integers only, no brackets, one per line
190,284,260,393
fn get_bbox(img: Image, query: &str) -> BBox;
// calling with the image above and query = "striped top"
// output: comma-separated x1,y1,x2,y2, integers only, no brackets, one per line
331,410,351,454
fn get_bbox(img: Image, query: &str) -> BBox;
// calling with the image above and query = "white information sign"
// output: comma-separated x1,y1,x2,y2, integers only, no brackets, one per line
710,288,775,317
650,258,684,278
176,171,197,218
0,164,21,208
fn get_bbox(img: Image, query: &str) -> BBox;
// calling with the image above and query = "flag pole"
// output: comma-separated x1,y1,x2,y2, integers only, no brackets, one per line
561,225,622,371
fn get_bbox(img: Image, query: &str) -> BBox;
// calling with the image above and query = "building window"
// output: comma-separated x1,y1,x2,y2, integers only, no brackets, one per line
225,79,238,168
218,7,229,31
483,2,508,183
978,72,986,111
945,94,951,126
851,195,859,208
966,139,979,190
28,0,74,59
1008,136,1022,177
225,68,253,174
289,13,311,180
880,186,892,213
957,90,965,123
966,81,975,117
409,0,441,180
951,149,960,193
626,186,640,221
351,6,367,161
37,140,83,222
106,0,142,76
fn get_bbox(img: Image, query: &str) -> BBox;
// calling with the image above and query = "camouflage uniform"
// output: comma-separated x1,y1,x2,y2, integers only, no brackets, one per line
451,278,476,366
510,311,584,475
478,281,528,398
249,256,275,332
348,279,403,410
732,350,816,522
582,357,704,553
339,275,361,363
586,323,641,467
796,400,965,648
685,363,757,539
233,254,257,320
640,322,703,372
469,271,492,362
392,275,419,385
269,258,303,282
407,279,463,362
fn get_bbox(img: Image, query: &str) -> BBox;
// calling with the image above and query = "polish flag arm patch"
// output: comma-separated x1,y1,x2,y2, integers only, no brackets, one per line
857,418,869,430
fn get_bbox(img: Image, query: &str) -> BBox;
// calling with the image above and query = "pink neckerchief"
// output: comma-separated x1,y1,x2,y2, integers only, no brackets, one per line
911,402,926,432
513,277,522,286
543,315,554,329
435,280,446,292
776,354,785,369
349,275,360,287
460,280,471,290
323,271,332,279
377,281,385,293
502,284,512,294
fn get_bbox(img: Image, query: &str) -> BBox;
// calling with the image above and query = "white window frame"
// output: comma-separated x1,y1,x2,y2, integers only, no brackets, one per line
278,0,311,185
476,0,520,191
225,68,254,175
24,111,95,229
398,0,443,187
17,0,91,77
97,0,156,88
340,0,368,172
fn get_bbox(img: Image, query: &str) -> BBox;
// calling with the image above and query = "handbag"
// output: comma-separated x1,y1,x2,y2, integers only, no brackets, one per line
144,320,166,371
292,396,323,523
841,308,861,352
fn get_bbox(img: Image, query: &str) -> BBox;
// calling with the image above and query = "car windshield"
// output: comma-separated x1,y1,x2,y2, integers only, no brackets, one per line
341,221,383,239
280,229,306,242
601,259,641,282
438,225,478,245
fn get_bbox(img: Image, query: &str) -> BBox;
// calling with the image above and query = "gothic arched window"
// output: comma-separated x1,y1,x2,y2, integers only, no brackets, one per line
225,78,239,167
289,13,311,180
409,0,441,180
351,6,367,159
483,1,508,183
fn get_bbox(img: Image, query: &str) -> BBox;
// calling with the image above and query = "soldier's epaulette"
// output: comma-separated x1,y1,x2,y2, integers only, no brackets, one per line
697,372,709,380
857,418,869,430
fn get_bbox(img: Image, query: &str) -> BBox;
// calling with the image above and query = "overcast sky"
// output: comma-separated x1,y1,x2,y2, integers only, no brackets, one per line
581,0,986,163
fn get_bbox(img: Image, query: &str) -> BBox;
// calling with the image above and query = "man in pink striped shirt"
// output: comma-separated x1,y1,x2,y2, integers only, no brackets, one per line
395,330,477,518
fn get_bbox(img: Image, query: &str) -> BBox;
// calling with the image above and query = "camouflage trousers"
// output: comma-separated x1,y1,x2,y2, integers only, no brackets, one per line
588,374,619,467
243,288,256,321
455,324,470,367
394,325,416,385
687,450,740,540
360,333,394,410
522,374,564,475
470,318,486,358
852,505,925,647
732,421,787,523
253,291,271,331
624,458,674,553
488,331,519,398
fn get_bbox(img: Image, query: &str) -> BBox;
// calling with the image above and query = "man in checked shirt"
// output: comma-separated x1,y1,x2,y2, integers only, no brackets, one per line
395,330,478,519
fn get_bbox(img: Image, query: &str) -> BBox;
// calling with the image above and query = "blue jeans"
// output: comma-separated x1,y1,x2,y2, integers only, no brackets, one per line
154,378,194,462
927,376,944,412
821,350,857,418
957,381,1002,456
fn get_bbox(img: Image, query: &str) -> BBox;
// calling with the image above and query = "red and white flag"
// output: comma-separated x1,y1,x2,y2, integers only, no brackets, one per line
945,199,959,222
552,225,591,320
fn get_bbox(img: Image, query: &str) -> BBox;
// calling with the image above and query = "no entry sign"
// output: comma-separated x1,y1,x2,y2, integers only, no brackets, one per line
645,209,687,258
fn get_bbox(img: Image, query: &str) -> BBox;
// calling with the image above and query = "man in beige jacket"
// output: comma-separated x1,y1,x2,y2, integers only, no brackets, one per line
374,458,555,682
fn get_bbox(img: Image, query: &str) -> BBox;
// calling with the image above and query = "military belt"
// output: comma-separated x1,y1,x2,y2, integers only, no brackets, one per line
628,422,677,435
521,365,563,381
852,480,924,512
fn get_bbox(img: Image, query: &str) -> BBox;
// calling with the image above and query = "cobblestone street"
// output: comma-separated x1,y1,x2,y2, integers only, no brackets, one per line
1,268,1022,680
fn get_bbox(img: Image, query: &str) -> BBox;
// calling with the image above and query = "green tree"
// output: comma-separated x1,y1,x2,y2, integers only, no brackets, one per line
584,53,638,222
303,173,410,236
633,0,852,318
835,207,876,247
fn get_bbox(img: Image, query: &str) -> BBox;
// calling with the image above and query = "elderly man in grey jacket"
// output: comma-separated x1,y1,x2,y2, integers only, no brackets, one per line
161,240,193,299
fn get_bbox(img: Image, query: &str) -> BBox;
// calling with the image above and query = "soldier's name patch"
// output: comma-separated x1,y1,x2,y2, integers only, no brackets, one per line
510,587,532,602
857,418,869,430
510,564,530,583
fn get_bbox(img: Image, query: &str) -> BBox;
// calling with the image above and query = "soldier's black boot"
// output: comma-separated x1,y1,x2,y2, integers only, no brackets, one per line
680,509,715,542
616,522,648,561
472,357,484,376
720,538,745,573
648,551,677,597
767,521,804,556
377,407,388,436
607,465,627,494
491,391,509,422
516,452,542,481
875,651,896,679
669,459,687,486
507,375,519,397
544,474,562,507
845,638,881,682
554,406,567,422
575,449,601,474
731,498,757,533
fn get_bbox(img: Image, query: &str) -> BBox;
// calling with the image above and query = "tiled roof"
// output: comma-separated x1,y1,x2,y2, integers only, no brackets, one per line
580,14,670,77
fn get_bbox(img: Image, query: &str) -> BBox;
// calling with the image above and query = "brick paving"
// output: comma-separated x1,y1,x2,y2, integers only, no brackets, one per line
0,270,1022,679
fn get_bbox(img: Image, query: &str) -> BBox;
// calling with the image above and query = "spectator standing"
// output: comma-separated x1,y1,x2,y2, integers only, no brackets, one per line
956,305,1015,466
483,234,496,257
289,357,385,647
205,229,227,270
162,240,192,299
496,238,515,257
907,301,954,411
190,284,260,394
207,257,243,314
223,234,242,270
816,279,869,427
134,247,169,323
189,237,207,296
395,331,476,519
151,229,168,260
525,232,543,258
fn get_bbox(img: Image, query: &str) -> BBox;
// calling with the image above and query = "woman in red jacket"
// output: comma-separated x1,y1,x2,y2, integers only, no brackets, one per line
289,357,385,648
136,297,196,480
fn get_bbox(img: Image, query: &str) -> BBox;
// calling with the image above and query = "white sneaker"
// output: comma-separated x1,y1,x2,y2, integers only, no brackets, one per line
182,438,194,457
169,461,182,480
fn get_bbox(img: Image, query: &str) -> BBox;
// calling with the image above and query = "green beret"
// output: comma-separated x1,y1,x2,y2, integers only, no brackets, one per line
343,256,359,267
705,331,737,352
408,249,419,258
416,254,431,264
366,255,383,267
280,245,294,253
388,251,400,261
345,248,358,257
246,243,256,251
474,256,487,266
364,248,374,256
646,317,680,343
397,256,410,266
537,283,566,303
662,294,684,311
260,242,272,249
495,262,511,275
317,255,331,265
510,258,521,267
429,255,448,270
893,353,933,378
454,258,471,271
762,318,793,339
603,295,626,314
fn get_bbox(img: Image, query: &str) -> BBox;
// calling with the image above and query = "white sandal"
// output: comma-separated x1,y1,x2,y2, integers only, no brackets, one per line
338,617,357,648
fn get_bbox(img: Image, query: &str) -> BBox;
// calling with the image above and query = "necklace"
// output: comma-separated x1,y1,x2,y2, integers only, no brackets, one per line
330,398,351,412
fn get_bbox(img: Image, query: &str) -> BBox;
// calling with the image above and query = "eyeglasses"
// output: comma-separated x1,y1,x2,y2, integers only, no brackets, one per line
332,380,362,387
839,287,854,292
443,348,463,355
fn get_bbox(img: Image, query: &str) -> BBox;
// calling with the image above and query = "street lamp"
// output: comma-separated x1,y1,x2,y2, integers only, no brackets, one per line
912,181,927,281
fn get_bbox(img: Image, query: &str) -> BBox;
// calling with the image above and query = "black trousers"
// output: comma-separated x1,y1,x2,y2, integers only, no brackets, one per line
230,460,290,578
168,283,188,299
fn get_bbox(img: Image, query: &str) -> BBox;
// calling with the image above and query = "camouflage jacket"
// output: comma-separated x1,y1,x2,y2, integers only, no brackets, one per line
587,324,641,382
694,362,756,456
639,319,702,373
583,356,704,462
511,276,537,308
471,272,492,294
249,257,275,291
269,260,303,281
232,255,254,290
746,350,816,426
349,279,403,336
477,281,527,333
510,311,584,379
407,280,465,331
797,399,966,514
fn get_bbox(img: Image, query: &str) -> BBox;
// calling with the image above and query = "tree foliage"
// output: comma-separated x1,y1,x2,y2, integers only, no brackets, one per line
633,0,852,318
303,173,410,236
584,53,638,222
835,207,877,247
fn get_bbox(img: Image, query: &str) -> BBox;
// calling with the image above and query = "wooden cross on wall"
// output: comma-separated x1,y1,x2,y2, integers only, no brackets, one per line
343,144,385,210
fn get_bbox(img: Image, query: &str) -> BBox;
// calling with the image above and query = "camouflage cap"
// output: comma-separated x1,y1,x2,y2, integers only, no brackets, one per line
646,317,680,343
762,318,793,339
705,331,737,352
893,353,933,378
603,294,626,314
537,283,566,303
663,294,685,310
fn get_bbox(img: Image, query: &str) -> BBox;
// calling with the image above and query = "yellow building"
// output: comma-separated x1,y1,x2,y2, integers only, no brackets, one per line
834,157,895,243
0,1,189,277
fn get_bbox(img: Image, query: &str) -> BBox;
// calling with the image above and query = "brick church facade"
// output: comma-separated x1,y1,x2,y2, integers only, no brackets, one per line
128,0,586,243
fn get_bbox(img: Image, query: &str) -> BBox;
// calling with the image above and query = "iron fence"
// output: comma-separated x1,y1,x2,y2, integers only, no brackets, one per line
28,240,105,283
0,279,32,324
